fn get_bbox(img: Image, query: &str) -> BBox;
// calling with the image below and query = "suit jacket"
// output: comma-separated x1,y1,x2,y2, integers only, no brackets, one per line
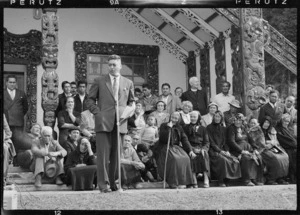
258,102,286,126
86,74,135,133
55,93,71,117
181,89,208,116
158,94,181,114
4,89,28,127
74,93,89,113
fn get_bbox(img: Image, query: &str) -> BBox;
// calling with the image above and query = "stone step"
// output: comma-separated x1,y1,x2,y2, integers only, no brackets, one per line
5,184,73,192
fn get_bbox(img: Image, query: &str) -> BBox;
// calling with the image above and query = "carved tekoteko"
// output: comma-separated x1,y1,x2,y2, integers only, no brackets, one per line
187,51,196,80
241,9,266,120
41,9,59,129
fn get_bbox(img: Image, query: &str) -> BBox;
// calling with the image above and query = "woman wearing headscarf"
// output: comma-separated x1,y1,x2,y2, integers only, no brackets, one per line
184,111,210,188
64,137,96,188
227,113,261,186
259,116,289,185
154,111,196,189
275,114,297,183
207,111,241,187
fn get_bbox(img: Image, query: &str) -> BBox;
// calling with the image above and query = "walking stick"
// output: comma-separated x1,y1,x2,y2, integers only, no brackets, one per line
163,126,172,189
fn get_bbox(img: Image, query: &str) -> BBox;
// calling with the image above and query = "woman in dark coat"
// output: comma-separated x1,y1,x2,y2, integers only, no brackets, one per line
207,111,241,187
154,111,196,189
58,96,81,145
227,113,260,186
64,138,96,187
259,116,289,185
275,114,297,183
184,111,210,188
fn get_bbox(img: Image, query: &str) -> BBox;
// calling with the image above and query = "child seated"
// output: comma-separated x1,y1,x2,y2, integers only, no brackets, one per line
136,143,161,182
140,115,159,147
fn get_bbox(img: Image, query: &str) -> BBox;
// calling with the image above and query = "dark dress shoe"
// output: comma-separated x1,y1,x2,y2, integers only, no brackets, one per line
277,179,289,185
100,188,112,193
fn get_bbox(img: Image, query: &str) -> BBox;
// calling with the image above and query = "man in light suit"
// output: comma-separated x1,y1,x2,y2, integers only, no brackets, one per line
285,96,297,137
158,83,181,115
258,90,286,127
87,55,135,193
4,75,28,133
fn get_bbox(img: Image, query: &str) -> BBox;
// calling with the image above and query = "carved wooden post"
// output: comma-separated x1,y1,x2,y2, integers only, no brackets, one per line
41,9,59,136
214,33,226,94
186,50,196,83
200,43,211,103
239,8,266,120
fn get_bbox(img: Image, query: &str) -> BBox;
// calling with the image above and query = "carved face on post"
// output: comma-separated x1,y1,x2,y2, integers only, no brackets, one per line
42,13,58,45
42,46,58,69
42,71,59,103
44,111,56,127
246,86,266,111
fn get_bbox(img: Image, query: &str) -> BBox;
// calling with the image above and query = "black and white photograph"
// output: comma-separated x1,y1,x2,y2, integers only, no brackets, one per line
2,0,297,213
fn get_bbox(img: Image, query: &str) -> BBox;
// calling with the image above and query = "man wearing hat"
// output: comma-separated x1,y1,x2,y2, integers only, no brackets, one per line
211,81,235,113
61,126,81,161
224,100,242,127
30,126,67,188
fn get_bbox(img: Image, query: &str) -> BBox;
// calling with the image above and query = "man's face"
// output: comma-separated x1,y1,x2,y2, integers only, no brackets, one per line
132,135,140,146
78,84,86,95
6,77,17,91
42,130,52,144
69,130,80,141
190,79,199,89
269,92,278,104
123,136,132,148
108,59,122,76
63,83,71,94
222,83,230,94
285,97,295,108
142,87,151,97
31,125,41,136
162,85,170,96
71,84,77,94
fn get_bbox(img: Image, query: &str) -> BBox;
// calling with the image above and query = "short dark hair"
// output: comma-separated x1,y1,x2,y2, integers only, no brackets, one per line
61,81,70,89
77,80,87,87
266,84,274,90
70,81,76,86
142,83,151,90
161,83,171,89
108,54,121,61
134,88,142,93
6,75,17,82
222,81,231,89
269,89,279,96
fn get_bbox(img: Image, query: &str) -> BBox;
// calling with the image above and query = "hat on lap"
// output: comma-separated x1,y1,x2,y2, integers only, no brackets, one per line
44,158,59,179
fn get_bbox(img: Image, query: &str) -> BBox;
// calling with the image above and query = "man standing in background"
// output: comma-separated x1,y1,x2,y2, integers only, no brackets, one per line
211,81,235,113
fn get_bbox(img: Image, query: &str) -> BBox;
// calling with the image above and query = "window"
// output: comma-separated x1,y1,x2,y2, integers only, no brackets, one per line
86,54,146,92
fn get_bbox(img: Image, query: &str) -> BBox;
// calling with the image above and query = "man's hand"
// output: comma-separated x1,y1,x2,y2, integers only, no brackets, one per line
189,151,196,159
76,163,87,167
48,151,58,158
141,156,150,163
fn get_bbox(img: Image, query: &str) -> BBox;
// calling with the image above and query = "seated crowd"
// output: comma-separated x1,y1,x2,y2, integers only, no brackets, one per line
3,78,297,190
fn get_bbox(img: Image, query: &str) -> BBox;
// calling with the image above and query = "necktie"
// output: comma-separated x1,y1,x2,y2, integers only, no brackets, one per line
113,77,118,100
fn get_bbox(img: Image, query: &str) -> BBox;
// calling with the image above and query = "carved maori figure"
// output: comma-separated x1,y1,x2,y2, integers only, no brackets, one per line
42,70,59,111
200,44,210,99
187,51,196,79
42,12,58,46
42,46,58,69
214,34,226,94
44,110,56,127
242,12,266,118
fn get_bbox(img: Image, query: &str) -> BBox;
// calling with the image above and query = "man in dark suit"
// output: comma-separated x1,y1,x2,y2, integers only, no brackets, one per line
158,83,181,114
4,75,28,133
258,90,286,126
55,81,72,117
74,80,88,113
87,54,135,193
181,76,208,116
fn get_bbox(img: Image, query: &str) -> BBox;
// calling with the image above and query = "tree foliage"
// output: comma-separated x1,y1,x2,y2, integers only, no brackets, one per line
262,8,297,101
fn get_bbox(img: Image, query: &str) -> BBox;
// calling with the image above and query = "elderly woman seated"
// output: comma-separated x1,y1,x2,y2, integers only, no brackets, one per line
15,123,41,169
202,102,219,127
64,138,97,190
207,111,241,187
154,111,196,189
257,116,289,185
227,113,262,186
120,135,145,189
184,111,210,188
275,114,297,184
